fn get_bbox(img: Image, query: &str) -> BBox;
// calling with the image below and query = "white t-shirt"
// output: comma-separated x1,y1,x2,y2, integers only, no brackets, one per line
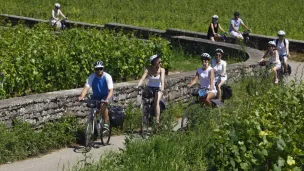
197,66,216,91
85,72,113,89
211,59,227,77
229,18,244,32
274,39,289,56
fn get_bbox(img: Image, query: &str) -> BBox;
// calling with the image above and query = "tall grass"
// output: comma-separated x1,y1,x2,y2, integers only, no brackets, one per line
1,0,304,39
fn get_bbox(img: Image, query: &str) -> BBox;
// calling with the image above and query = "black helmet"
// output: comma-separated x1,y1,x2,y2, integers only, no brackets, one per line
234,12,240,16
94,61,104,68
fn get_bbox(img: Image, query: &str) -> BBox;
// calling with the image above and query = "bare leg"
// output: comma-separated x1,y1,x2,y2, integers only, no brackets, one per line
210,37,215,41
154,91,162,124
216,80,226,101
100,103,109,123
202,92,216,106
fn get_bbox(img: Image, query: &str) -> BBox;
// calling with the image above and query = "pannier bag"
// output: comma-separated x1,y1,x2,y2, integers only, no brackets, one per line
109,105,125,127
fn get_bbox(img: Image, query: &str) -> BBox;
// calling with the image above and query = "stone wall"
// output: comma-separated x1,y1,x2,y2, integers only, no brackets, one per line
1,14,304,52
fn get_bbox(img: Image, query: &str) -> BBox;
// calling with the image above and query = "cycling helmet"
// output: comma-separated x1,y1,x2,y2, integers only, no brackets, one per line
94,61,104,68
55,3,60,8
215,48,224,54
268,41,276,47
150,54,160,63
201,53,211,60
212,15,219,19
277,30,286,36
234,12,240,16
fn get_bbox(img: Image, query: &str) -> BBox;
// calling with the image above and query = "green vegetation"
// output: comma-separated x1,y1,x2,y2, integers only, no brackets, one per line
0,24,245,99
1,0,304,39
0,24,172,99
75,73,304,171
0,116,82,164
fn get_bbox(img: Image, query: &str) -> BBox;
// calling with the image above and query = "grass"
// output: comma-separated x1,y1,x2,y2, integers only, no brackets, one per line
1,0,304,40
0,116,84,164
290,52,304,62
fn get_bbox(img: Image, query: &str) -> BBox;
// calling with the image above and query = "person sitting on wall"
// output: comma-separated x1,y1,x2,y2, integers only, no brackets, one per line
49,3,67,29
229,12,250,44
207,15,226,41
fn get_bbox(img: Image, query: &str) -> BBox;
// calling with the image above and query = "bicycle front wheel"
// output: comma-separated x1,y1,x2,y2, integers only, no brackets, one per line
85,116,94,152
100,121,112,146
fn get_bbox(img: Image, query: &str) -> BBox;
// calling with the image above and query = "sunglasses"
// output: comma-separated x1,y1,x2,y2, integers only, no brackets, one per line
216,54,222,57
95,68,104,71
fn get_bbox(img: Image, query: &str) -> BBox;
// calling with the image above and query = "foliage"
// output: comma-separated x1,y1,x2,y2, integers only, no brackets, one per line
1,0,304,39
0,24,172,99
0,116,82,164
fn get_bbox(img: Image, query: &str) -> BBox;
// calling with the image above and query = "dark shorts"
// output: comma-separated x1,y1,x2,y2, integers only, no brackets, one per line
148,86,160,98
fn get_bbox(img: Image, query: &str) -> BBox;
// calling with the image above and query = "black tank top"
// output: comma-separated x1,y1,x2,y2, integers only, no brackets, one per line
207,22,219,38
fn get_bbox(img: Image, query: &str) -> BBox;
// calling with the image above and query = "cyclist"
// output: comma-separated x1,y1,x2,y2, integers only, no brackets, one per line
258,41,281,84
78,61,114,130
229,12,250,44
49,3,67,28
274,30,290,74
137,54,165,126
211,48,227,101
207,15,226,41
188,53,217,106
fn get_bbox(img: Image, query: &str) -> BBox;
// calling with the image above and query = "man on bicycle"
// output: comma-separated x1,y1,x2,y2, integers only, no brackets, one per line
78,61,113,130
274,30,290,74
229,12,250,44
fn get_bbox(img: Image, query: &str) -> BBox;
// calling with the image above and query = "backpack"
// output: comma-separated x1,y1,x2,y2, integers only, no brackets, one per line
109,105,125,127
275,39,286,47
221,84,232,100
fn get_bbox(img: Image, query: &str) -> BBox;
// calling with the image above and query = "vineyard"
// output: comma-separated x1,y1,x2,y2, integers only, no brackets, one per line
0,24,173,99
1,0,304,39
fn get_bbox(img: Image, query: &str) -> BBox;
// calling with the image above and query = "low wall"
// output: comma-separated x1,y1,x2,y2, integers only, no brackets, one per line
1,14,303,53
0,34,263,127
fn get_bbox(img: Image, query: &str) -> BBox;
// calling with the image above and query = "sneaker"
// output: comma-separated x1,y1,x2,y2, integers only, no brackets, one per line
274,79,279,84
103,123,109,130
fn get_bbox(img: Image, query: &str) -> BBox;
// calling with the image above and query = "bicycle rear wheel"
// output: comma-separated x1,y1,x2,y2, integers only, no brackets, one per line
85,116,94,152
141,103,154,138
100,120,112,146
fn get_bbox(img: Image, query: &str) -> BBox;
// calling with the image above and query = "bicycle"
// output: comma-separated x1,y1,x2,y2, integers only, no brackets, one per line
221,31,257,49
180,87,223,130
241,30,258,48
52,17,68,31
138,86,166,139
84,99,112,151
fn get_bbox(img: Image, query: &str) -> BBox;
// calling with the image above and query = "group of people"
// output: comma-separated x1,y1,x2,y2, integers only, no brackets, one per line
258,31,290,84
208,12,290,84
75,9,290,129
207,12,250,43
77,50,227,130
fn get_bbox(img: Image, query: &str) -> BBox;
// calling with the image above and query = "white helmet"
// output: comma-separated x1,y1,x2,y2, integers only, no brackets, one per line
215,48,224,54
200,53,211,60
55,3,61,8
268,41,276,47
212,15,219,19
150,54,160,63
277,30,286,36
